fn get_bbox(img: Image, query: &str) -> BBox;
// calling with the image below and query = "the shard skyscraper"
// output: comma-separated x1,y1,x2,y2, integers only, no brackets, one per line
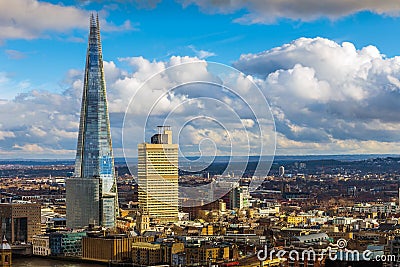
66,14,118,229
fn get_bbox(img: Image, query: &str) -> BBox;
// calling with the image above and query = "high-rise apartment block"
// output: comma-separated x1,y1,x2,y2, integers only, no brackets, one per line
138,126,179,222
66,15,118,229
230,186,250,210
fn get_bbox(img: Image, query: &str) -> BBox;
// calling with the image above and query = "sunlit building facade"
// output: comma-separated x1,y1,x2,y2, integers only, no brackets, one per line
66,14,118,229
138,126,179,222
0,201,41,243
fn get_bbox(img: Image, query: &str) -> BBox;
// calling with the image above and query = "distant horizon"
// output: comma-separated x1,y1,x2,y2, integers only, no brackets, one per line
1,153,399,162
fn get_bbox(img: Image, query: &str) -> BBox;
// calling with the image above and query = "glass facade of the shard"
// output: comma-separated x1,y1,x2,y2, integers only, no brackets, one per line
66,15,118,229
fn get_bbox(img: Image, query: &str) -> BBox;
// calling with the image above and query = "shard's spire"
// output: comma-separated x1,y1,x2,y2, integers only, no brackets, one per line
90,13,95,26
67,15,118,229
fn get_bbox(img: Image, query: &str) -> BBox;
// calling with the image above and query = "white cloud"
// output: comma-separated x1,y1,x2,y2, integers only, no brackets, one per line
0,0,88,40
101,19,135,32
276,134,400,155
235,37,400,153
0,131,15,140
179,0,400,23
12,143,75,156
0,55,270,158
13,143,44,152
0,0,135,41
0,73,81,157
2,38,400,158
188,45,216,59
117,56,272,158
0,72,32,100
5,50,28,60
75,0,162,9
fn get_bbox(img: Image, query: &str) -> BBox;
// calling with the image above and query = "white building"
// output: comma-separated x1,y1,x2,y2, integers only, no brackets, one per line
32,235,51,256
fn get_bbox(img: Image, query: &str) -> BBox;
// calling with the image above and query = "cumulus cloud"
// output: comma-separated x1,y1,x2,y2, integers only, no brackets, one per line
0,131,15,140
0,55,272,158
234,37,400,153
179,0,400,23
118,55,273,159
0,85,81,158
3,37,400,158
0,72,32,100
76,0,400,23
13,143,44,152
0,0,87,40
0,0,134,41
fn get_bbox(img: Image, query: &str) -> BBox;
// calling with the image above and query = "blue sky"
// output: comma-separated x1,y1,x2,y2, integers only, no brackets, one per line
4,1,400,91
2,0,400,158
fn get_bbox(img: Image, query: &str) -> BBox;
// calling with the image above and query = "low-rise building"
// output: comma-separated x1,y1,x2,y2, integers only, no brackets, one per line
131,242,162,266
49,231,86,257
287,215,307,226
185,241,230,266
0,201,41,243
160,240,184,266
82,235,132,263
32,235,51,256
172,252,186,267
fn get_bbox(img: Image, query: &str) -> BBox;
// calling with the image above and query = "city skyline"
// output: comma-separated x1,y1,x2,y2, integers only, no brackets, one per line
1,1,400,158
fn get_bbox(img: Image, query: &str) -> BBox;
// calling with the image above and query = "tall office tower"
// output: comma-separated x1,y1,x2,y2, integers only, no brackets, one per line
66,14,118,229
138,126,179,222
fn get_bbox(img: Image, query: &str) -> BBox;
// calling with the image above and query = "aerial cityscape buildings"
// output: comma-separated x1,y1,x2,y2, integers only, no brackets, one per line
5,155,400,266
65,15,119,229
